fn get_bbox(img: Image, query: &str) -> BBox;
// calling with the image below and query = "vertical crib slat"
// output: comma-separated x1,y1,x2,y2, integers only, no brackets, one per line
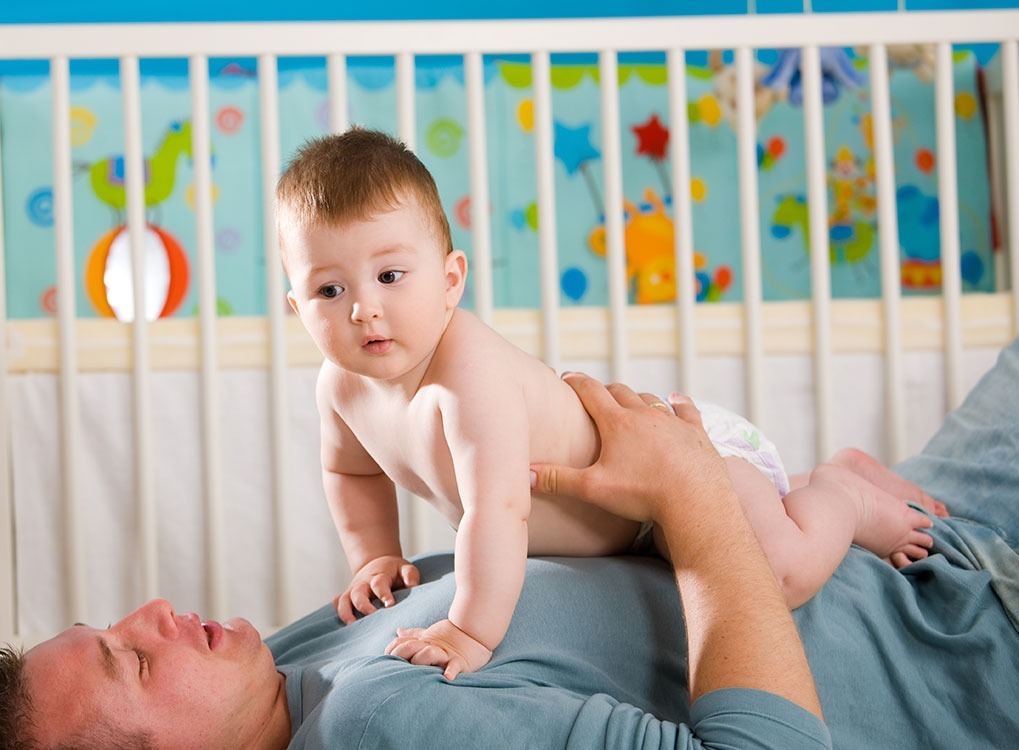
735,47,764,427
599,50,628,383
190,55,227,620
533,51,561,370
396,52,416,150
667,47,697,393
801,44,833,464
869,43,907,464
120,55,158,599
465,51,494,325
52,56,87,625
1002,40,1019,337
259,53,294,626
327,54,350,134
0,96,14,641
934,42,964,411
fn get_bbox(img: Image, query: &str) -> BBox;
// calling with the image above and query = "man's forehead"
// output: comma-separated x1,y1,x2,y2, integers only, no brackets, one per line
22,627,103,744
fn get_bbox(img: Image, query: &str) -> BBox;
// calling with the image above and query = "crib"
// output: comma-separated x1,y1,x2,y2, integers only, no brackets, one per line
1,8,1017,646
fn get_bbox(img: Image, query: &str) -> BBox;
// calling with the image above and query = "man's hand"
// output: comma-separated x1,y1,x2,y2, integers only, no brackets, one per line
530,373,728,537
336,556,420,624
385,618,494,680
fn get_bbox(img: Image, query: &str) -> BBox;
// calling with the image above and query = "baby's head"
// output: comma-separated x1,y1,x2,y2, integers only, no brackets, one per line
275,128,452,272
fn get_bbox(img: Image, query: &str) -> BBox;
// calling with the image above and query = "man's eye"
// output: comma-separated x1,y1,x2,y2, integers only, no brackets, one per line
318,285,343,299
378,270,405,284
135,649,149,677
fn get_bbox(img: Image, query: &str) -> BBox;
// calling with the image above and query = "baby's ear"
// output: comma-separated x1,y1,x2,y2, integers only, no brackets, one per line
445,250,468,307
286,290,301,317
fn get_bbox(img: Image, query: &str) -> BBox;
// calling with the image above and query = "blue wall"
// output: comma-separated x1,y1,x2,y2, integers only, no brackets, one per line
2,0,1017,24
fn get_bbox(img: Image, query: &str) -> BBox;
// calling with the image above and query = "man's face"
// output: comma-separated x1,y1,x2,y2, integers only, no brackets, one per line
22,598,288,749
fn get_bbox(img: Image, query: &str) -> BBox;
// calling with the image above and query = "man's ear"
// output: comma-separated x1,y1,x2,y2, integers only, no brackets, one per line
445,250,468,309
286,290,301,317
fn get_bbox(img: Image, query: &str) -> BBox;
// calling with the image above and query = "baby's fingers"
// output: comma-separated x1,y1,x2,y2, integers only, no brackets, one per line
400,563,421,588
369,573,396,608
348,584,379,619
443,657,466,681
335,592,358,625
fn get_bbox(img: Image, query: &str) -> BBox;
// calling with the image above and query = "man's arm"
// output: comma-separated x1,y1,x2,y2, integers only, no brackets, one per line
530,374,822,718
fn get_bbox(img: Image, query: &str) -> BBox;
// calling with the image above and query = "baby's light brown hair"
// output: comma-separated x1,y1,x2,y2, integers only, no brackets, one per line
275,127,453,268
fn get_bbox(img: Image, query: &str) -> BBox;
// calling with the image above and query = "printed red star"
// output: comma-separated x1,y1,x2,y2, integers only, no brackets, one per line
632,114,669,161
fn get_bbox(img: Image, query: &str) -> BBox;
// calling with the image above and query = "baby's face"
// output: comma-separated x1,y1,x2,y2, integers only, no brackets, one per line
284,199,465,384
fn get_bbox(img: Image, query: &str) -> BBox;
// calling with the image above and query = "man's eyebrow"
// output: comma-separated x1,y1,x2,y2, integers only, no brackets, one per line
95,635,123,683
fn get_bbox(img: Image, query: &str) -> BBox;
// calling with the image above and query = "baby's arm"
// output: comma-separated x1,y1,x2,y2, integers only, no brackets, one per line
386,376,532,678
317,368,419,623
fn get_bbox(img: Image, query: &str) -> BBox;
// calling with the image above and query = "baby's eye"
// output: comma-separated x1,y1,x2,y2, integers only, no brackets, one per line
378,270,405,284
318,284,343,299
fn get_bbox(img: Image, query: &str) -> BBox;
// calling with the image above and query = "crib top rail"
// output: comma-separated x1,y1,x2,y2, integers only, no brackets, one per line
0,10,1017,60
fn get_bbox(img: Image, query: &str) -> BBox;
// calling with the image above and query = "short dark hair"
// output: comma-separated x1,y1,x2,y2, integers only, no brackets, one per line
0,643,35,750
275,127,453,263
1,642,155,750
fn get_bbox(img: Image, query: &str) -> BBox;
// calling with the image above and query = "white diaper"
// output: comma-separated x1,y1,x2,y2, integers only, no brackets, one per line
693,398,791,497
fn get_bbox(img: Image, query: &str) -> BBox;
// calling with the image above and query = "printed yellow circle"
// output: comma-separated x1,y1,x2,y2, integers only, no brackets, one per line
185,182,220,209
697,95,722,127
955,92,977,120
70,106,97,147
517,99,535,133
690,177,707,203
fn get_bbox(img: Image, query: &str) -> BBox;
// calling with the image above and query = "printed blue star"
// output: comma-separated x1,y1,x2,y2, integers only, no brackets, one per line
554,121,601,176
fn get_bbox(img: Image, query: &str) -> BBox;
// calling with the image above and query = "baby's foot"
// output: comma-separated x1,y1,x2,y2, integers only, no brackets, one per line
848,473,935,568
831,447,948,518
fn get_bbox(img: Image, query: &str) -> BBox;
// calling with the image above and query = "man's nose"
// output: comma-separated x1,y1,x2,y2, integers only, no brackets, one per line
117,598,178,638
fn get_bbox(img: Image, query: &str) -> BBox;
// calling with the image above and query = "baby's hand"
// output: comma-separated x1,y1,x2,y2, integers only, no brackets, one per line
385,618,493,680
336,556,420,624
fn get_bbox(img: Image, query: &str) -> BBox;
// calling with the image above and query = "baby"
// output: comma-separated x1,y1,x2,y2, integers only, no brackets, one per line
276,127,943,679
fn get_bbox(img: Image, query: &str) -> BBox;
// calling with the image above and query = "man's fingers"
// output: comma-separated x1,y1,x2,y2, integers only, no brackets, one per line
604,381,647,409
560,372,619,418
530,462,586,498
667,391,704,428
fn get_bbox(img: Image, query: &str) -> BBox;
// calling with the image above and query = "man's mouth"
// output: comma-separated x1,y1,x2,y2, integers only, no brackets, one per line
201,620,223,650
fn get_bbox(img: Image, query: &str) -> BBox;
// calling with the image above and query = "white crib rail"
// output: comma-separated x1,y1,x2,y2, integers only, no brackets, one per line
1,10,1018,645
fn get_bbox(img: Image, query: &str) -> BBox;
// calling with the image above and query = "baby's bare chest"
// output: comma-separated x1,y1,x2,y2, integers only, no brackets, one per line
342,397,461,512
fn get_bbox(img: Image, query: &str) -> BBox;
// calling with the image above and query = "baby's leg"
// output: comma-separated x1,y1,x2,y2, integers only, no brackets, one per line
789,447,947,517
653,457,852,608
675,457,934,609
786,461,935,568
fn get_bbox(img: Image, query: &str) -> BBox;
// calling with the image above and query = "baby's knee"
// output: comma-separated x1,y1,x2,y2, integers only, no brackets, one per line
805,462,863,499
829,446,874,471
